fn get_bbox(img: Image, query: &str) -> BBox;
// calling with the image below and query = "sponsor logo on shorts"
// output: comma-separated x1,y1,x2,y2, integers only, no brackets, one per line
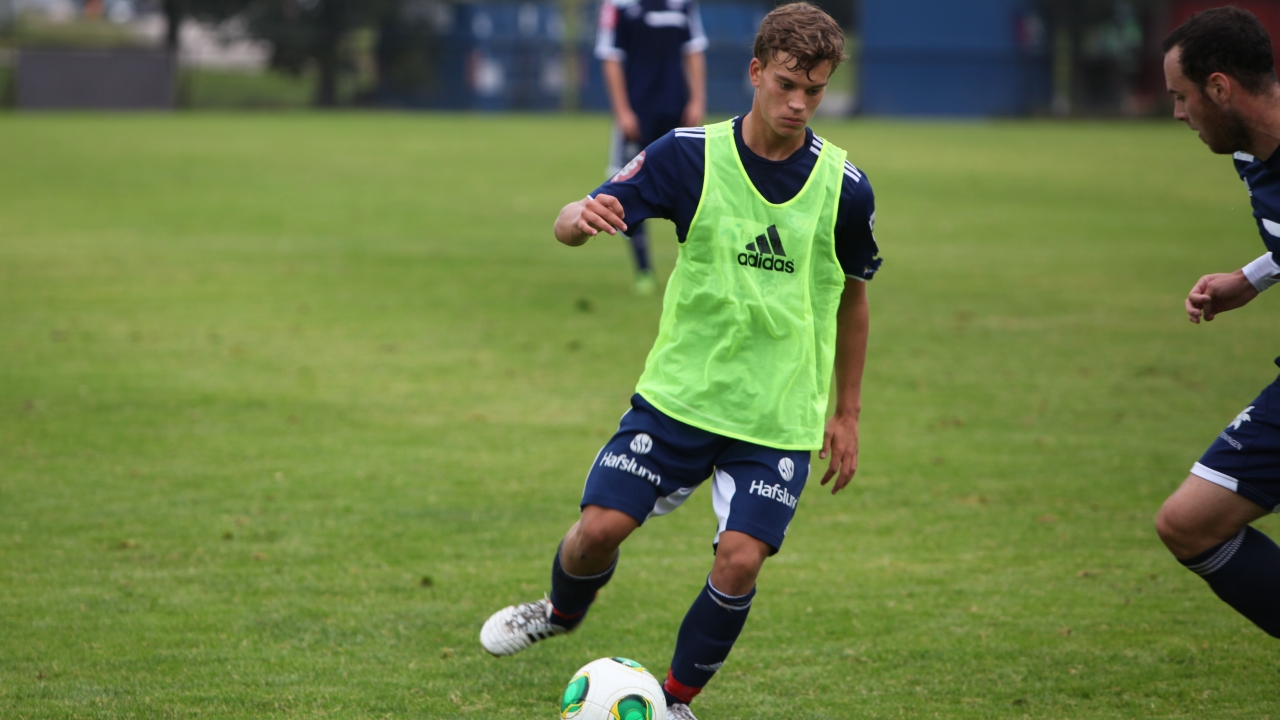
778,457,794,481
1230,406,1254,431
630,433,653,454
1219,432,1244,451
749,480,798,508
599,451,661,486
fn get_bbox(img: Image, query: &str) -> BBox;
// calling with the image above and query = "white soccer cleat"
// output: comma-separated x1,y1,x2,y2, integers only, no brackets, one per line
479,597,568,656
667,703,698,720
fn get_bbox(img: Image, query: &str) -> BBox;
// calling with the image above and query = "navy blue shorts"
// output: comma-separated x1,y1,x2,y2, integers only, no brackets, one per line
1193,366,1280,513
581,394,811,552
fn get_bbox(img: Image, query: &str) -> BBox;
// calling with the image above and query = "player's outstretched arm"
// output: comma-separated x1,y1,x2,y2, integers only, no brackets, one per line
1185,269,1258,323
821,280,869,495
553,194,628,247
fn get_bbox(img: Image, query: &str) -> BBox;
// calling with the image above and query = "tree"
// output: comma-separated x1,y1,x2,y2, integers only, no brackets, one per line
161,0,255,53
243,0,399,107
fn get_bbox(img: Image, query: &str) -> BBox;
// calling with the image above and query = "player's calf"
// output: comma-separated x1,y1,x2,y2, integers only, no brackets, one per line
1158,474,1280,638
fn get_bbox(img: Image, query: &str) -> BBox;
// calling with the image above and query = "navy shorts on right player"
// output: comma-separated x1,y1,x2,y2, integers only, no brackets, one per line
1193,365,1280,513
581,394,811,553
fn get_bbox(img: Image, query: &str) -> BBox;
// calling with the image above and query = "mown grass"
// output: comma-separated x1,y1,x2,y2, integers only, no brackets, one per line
1,112,1278,718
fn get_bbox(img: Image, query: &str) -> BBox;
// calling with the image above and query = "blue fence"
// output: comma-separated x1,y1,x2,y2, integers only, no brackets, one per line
375,1,767,114
375,2,566,110
859,0,1052,116
576,1,768,115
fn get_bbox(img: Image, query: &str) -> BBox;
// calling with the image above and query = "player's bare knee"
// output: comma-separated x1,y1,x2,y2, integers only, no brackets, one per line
710,547,766,595
1155,503,1194,554
568,520,624,558
1155,497,1240,558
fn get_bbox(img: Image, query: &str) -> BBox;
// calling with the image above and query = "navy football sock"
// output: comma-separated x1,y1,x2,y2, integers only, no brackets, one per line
549,543,616,631
663,578,755,705
1179,526,1280,638
628,225,651,273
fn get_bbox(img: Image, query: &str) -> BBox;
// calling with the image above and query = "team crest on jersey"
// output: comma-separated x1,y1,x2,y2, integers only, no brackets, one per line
778,458,794,481
1230,406,1254,431
612,151,645,182
630,433,653,454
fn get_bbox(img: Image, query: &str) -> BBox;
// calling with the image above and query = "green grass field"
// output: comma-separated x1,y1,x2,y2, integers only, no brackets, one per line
2,112,1279,719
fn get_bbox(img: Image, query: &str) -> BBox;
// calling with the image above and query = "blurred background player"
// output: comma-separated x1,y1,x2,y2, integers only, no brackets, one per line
482,5,881,718
596,0,707,295
1156,7,1280,639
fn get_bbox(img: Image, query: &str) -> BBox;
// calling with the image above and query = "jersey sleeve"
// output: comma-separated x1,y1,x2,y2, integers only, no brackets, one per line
590,131,687,229
594,1,625,61
835,162,882,281
684,1,709,54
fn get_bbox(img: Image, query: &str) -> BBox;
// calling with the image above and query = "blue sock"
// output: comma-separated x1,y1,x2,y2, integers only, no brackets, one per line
1179,526,1280,638
549,543,616,630
628,224,650,273
663,578,755,705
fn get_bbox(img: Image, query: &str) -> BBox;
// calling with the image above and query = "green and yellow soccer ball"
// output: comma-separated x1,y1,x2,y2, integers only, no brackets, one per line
561,657,666,720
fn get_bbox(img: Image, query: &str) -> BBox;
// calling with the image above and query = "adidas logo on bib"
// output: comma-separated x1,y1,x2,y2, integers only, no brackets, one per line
737,225,795,274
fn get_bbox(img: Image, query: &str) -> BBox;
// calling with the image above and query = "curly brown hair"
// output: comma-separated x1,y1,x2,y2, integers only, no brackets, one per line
753,2,847,79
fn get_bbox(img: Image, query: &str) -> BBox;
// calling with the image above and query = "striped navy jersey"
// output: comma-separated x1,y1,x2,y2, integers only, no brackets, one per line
592,118,882,281
1234,150,1280,255
595,0,708,120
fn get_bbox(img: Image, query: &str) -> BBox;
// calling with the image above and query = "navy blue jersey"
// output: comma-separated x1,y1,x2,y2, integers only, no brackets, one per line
595,0,708,120
591,118,882,280
1233,150,1280,255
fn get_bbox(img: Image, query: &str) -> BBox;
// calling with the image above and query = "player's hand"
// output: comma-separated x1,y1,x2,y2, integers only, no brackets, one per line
577,194,627,237
619,110,642,142
555,195,627,246
682,98,705,128
1186,270,1257,323
819,412,859,494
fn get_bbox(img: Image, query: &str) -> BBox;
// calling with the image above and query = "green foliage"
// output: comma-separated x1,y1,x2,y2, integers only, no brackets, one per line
2,14,146,49
0,113,1278,718
181,68,318,109
0,63,12,108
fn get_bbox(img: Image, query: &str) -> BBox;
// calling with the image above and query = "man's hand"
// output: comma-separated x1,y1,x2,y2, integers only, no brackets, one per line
1186,270,1258,323
681,97,704,128
819,412,859,494
553,194,627,247
618,109,642,142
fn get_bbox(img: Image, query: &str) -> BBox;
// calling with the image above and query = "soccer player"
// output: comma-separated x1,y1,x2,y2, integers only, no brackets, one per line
1155,7,1280,639
595,0,707,295
480,4,880,718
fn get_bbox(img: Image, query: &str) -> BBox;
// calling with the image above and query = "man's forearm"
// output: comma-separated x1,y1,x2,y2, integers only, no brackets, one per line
602,60,632,119
683,51,706,108
832,282,869,418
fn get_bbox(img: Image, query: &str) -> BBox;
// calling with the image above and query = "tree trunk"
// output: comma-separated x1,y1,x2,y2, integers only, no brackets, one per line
314,0,343,107
163,0,183,53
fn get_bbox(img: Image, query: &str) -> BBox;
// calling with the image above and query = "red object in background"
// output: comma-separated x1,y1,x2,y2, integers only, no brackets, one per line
1169,0,1280,76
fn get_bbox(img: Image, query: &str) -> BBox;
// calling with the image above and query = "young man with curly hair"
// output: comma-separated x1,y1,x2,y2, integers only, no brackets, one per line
481,5,882,716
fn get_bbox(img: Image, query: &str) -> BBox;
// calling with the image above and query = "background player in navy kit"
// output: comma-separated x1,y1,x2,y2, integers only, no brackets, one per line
596,0,707,295
481,5,879,719
1155,7,1280,639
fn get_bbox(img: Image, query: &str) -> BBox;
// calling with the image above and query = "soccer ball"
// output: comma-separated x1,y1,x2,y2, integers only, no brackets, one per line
560,657,667,720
